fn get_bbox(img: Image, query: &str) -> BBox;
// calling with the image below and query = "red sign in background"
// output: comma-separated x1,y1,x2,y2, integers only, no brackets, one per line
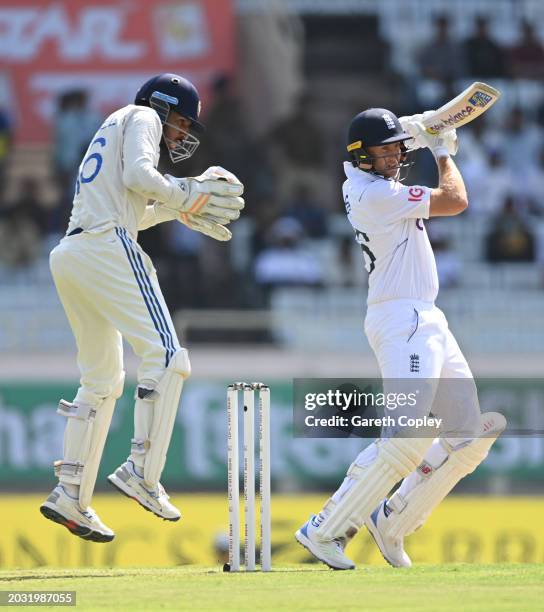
0,0,235,142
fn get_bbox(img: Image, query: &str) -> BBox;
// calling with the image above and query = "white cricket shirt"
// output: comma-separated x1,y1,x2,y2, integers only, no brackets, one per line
343,162,439,305
67,105,177,238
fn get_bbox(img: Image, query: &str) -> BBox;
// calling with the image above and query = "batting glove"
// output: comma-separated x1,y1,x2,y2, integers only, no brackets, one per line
399,111,437,150
405,121,458,160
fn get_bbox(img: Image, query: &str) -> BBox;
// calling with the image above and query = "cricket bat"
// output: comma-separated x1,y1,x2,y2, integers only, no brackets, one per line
419,82,501,134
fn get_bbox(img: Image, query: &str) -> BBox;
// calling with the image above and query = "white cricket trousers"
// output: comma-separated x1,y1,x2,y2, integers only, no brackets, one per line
365,299,472,379
330,299,483,508
50,227,181,408
365,298,481,436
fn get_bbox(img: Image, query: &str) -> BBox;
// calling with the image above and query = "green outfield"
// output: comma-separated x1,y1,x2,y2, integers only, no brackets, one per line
1,565,542,611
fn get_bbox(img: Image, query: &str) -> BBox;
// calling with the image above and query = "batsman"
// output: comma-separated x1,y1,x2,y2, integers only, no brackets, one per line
295,108,506,569
40,74,245,542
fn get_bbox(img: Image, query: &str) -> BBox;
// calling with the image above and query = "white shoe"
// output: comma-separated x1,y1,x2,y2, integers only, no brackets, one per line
39,485,114,543
295,514,355,570
367,500,412,568
108,460,181,521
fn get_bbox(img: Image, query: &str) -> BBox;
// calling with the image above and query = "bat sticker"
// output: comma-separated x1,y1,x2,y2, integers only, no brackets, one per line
469,91,493,107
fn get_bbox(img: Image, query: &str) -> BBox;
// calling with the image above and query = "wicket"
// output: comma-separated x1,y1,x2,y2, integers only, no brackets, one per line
225,382,271,572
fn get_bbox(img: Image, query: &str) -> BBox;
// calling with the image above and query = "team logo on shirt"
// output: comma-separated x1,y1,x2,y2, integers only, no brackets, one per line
408,187,424,202
409,353,420,373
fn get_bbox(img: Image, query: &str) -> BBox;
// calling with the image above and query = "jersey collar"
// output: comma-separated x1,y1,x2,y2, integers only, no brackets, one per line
343,161,380,182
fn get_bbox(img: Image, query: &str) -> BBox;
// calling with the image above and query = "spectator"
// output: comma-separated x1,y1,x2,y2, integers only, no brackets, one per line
358,15,391,75
520,145,544,216
0,188,43,269
456,119,492,208
428,223,461,287
507,20,544,79
9,176,49,236
536,96,544,137
491,107,541,179
269,92,325,169
52,89,102,232
335,235,360,288
160,222,205,310
268,92,326,203
254,217,324,300
463,16,506,78
0,107,12,198
417,15,466,82
250,194,283,256
282,183,328,238
485,195,535,263
456,118,490,170
462,149,512,216
196,75,252,175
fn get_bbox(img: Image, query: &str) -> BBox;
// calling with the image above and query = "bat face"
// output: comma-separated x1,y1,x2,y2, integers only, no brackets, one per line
422,82,501,135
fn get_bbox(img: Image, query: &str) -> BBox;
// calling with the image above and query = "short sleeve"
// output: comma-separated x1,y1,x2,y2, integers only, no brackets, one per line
367,180,430,223
349,179,431,232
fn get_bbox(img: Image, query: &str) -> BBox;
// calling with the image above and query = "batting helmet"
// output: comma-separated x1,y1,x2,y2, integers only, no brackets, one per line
347,108,412,176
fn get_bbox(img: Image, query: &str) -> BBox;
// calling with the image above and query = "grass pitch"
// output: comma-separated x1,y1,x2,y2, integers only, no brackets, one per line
0,564,542,611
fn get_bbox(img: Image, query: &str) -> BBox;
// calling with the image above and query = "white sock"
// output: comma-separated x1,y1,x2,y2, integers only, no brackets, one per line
61,482,80,499
131,461,144,478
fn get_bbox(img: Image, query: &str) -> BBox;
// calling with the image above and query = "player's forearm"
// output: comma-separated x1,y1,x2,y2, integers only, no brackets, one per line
138,202,179,231
429,157,468,217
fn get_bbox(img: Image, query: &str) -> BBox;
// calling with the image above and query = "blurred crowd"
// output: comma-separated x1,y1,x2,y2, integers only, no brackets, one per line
403,14,544,287
1,12,544,311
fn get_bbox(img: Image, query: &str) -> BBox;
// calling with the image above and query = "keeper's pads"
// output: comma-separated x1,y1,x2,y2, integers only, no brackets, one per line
130,349,191,487
55,373,125,509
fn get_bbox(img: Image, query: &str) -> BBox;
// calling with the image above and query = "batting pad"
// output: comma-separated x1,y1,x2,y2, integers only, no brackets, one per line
385,412,506,539
143,349,191,487
55,373,125,509
316,437,432,541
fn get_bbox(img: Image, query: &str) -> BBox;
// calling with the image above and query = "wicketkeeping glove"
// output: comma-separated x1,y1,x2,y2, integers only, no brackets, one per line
164,166,245,221
178,212,232,242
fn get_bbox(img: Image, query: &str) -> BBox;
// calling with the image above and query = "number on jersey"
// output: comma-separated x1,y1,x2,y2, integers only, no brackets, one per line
355,230,376,274
75,137,106,195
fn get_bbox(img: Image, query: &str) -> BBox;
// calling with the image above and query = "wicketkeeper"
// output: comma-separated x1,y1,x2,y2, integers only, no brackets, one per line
40,74,245,542
295,108,505,569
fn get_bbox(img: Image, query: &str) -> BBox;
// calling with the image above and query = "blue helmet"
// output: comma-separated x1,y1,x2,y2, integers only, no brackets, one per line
347,108,413,179
135,73,204,162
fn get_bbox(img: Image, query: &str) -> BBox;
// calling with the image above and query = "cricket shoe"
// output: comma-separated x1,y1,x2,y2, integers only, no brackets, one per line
39,485,114,543
367,500,411,568
108,460,181,521
295,514,355,570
